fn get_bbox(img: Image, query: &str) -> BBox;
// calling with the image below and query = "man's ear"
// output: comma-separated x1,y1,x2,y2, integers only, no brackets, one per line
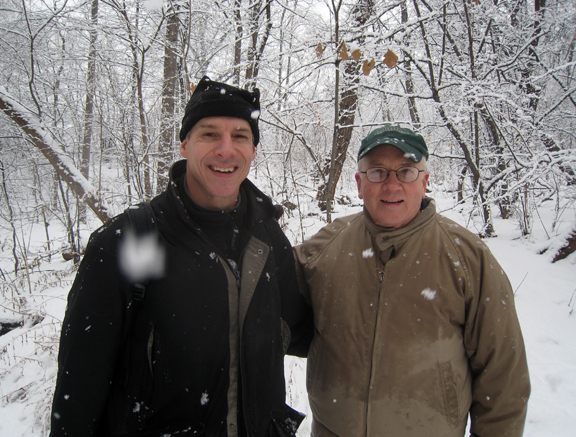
355,172,363,199
180,139,188,158
421,171,430,198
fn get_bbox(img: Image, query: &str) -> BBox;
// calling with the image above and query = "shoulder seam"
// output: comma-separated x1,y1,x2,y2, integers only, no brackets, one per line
304,213,364,266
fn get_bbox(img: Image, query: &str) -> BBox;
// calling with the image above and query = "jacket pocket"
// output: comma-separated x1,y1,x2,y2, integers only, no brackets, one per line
439,361,460,429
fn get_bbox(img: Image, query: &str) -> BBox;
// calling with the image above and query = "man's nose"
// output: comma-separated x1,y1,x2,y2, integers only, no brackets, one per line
214,134,236,158
383,170,402,186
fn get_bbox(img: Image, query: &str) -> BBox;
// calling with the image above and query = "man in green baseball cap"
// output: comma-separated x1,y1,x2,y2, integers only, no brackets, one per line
354,123,430,228
294,124,530,437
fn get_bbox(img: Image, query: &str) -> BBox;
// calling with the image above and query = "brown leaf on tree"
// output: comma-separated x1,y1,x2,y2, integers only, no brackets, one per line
383,49,398,68
351,48,362,61
338,41,349,60
363,58,375,75
316,43,324,58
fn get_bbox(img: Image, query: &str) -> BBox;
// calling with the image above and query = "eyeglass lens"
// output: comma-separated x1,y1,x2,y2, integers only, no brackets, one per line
366,167,420,183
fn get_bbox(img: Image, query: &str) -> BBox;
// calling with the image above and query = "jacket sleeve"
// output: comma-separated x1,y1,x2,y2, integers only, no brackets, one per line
463,241,530,437
293,242,313,306
270,222,313,358
50,222,127,436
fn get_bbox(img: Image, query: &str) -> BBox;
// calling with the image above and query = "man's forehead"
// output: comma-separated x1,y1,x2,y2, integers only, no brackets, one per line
196,117,251,130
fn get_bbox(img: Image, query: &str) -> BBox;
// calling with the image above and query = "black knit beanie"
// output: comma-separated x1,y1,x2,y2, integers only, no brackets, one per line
179,76,261,145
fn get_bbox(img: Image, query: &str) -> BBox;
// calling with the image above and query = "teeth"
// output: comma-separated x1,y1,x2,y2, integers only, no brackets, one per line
211,166,235,173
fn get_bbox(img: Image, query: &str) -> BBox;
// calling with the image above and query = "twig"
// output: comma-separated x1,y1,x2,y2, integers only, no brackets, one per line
514,272,528,296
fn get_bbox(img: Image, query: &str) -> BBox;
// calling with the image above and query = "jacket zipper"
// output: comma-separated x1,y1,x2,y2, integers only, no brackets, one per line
194,226,247,437
194,225,243,290
364,267,386,436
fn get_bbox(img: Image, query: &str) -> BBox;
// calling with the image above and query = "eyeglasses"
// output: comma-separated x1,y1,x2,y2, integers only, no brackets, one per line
360,167,425,183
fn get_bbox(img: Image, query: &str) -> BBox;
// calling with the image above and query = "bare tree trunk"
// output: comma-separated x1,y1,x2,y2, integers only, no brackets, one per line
319,0,375,221
457,166,466,204
0,161,19,273
413,0,494,236
319,0,343,222
233,0,243,85
401,0,420,127
157,7,179,193
514,0,575,183
79,0,99,223
0,95,110,222
137,74,152,200
319,60,362,214
464,0,493,235
116,3,159,200
245,0,272,89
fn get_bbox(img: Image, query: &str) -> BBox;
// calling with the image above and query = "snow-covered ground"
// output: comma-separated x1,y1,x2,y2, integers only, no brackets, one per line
1,189,575,436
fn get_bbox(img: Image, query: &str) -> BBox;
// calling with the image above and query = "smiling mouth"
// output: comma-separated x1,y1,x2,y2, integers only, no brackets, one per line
382,200,403,204
210,165,236,173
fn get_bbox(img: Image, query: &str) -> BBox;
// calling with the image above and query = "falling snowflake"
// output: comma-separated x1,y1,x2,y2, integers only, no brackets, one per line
201,392,209,405
362,248,374,258
119,230,165,283
421,288,437,300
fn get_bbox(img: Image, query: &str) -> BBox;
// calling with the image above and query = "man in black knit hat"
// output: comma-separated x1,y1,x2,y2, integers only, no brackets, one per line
50,76,312,437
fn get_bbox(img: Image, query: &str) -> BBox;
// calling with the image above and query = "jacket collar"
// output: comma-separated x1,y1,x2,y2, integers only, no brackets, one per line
167,159,277,231
363,198,436,261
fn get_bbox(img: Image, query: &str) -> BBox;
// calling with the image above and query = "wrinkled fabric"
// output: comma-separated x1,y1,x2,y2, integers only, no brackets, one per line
51,160,311,437
294,199,530,437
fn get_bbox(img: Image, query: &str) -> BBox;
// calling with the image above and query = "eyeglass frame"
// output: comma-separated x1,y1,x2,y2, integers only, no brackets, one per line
359,166,426,183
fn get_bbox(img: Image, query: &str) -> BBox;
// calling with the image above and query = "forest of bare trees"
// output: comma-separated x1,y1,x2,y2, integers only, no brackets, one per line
0,1,575,433
1,0,575,269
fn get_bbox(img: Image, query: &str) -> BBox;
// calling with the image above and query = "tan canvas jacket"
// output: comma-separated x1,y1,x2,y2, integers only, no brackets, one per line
294,200,530,437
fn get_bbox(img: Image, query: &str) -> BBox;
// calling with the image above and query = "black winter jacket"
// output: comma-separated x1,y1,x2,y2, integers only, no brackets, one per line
50,160,312,437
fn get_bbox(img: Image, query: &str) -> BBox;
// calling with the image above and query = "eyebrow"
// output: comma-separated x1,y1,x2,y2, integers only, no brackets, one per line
369,161,415,168
196,122,251,132
233,127,252,134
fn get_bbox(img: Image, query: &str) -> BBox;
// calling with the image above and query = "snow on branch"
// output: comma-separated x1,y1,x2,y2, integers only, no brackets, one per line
0,87,111,223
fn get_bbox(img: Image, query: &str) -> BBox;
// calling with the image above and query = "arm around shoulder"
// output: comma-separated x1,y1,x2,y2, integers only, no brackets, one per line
269,225,313,358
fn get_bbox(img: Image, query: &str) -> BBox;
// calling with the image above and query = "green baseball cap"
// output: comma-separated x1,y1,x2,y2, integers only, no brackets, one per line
358,124,429,163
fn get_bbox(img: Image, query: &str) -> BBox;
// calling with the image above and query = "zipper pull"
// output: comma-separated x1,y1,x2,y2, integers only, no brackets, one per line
375,268,385,282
